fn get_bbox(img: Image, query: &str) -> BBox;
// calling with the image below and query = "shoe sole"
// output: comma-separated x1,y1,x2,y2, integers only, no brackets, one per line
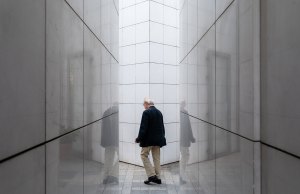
144,181,162,185
144,181,151,185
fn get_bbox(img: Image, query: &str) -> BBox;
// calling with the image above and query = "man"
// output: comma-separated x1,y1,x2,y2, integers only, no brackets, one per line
135,97,167,185
179,101,195,184
101,104,119,184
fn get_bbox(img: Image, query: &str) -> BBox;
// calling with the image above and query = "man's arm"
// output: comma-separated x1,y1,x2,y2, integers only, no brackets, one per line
136,111,148,143
162,115,165,137
187,116,196,142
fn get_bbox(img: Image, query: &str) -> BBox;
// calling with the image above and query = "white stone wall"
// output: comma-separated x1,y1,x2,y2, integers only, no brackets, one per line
119,0,180,165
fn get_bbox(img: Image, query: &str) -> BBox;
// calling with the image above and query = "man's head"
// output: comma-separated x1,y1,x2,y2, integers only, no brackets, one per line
143,97,154,110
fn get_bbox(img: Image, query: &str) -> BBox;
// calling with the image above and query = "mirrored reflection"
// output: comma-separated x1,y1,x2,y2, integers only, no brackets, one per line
46,0,84,140
179,101,196,183
187,0,198,52
179,0,259,193
197,0,215,39
84,122,102,193
83,25,102,125
196,121,215,194
84,105,119,194
197,26,216,124
179,112,216,194
177,118,254,194
84,0,101,37
101,105,119,184
216,0,234,18
46,131,84,194
179,101,197,193
215,1,238,133
216,127,254,194
100,0,119,59
65,0,83,19
179,0,188,61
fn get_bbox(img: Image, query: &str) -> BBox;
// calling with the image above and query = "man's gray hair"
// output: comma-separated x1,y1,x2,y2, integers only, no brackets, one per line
144,97,154,105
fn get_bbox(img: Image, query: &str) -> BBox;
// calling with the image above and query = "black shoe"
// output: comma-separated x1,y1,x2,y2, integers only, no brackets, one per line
154,178,162,184
144,179,151,185
144,175,162,185
103,176,118,184
103,177,109,184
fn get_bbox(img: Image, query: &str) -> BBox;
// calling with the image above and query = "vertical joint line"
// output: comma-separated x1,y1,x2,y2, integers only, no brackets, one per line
149,1,151,96
44,0,47,193
214,0,217,192
82,0,85,190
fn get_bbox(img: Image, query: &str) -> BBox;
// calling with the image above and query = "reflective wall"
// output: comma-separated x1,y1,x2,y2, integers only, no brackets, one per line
180,0,300,193
179,0,260,193
0,0,119,193
119,0,180,165
261,0,300,193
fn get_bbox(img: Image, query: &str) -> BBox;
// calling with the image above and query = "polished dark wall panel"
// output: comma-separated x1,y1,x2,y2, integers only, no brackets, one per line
84,26,103,124
0,0,118,193
179,0,260,193
180,0,300,193
261,0,300,157
46,0,84,140
0,0,45,160
261,0,300,193
262,145,300,194
46,130,84,194
216,1,238,134
0,147,45,194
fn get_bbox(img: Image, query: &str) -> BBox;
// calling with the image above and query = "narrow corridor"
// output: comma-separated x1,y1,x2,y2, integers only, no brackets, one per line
1,0,300,193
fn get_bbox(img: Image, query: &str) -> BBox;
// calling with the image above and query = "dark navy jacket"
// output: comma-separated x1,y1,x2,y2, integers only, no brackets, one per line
101,106,119,147
180,109,194,147
137,106,167,147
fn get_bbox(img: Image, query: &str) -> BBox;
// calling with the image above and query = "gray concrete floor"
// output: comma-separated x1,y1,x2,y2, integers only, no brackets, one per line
117,162,199,194
86,161,203,194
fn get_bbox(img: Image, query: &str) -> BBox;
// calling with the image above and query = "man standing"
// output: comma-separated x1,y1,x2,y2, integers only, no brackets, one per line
101,104,119,184
135,97,167,185
179,101,195,184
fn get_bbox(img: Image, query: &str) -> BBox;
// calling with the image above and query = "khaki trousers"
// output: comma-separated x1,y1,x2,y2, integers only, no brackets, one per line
141,146,161,178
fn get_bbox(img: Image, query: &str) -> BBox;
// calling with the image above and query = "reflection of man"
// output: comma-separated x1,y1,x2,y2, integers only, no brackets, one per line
101,104,119,184
135,97,166,185
180,101,195,184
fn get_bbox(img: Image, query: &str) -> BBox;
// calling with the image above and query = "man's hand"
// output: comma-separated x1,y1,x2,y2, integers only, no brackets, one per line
135,138,140,143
